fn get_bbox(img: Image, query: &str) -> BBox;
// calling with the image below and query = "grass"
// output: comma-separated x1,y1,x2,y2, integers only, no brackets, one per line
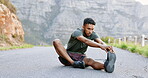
0,44,34,51
110,42,148,57
36,45,52,47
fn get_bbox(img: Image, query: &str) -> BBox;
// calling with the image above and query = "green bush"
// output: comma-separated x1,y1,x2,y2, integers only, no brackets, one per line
126,43,137,53
101,36,115,43
141,45,148,57
128,46,136,53
120,43,128,49
111,41,148,57
143,51,148,57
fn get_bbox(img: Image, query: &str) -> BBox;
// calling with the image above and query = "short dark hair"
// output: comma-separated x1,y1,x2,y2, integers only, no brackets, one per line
83,18,96,26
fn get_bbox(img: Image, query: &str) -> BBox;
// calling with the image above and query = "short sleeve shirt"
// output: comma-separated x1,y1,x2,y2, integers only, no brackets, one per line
66,28,99,54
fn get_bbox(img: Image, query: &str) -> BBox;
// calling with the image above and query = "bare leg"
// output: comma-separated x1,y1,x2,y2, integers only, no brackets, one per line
83,58,104,70
53,39,74,64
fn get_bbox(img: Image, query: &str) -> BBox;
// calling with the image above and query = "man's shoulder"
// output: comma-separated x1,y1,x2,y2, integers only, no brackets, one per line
92,31,97,35
71,28,83,38
90,31,100,39
73,28,83,34
75,28,82,32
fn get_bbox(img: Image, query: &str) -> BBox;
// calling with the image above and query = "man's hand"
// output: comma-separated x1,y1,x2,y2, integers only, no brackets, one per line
100,45,114,53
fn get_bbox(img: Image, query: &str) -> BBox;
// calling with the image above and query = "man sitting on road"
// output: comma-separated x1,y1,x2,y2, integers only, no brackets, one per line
53,18,116,73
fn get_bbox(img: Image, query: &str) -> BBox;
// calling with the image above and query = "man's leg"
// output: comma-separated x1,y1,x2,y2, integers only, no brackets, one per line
53,39,74,64
104,51,116,73
83,57,104,70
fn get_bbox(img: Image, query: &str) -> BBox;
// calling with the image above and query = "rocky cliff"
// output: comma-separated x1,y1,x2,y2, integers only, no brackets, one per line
10,0,148,45
0,4,24,46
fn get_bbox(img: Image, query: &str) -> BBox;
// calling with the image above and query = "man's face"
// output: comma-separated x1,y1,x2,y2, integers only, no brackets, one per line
83,24,95,36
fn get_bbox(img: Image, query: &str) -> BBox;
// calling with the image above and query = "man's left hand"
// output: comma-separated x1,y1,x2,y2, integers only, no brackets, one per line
100,45,114,53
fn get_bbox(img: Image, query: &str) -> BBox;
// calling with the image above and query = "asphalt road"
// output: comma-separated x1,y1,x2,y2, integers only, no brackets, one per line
0,47,148,78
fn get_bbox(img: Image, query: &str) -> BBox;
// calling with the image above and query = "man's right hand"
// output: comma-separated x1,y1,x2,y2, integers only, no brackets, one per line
100,45,114,53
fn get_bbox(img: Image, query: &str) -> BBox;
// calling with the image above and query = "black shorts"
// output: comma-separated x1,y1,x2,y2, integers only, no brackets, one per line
58,52,86,66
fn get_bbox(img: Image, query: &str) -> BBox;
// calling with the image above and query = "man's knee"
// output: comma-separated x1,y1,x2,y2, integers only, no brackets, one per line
84,58,95,65
53,39,61,45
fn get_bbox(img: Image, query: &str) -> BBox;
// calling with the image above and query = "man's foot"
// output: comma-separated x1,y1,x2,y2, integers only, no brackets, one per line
104,51,116,73
72,61,85,69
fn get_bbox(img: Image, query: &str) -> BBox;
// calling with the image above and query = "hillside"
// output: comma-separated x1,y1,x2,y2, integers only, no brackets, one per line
0,0,16,14
10,0,148,45
0,0,24,47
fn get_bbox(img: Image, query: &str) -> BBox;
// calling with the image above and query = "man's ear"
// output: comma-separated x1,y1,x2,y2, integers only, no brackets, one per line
82,25,84,29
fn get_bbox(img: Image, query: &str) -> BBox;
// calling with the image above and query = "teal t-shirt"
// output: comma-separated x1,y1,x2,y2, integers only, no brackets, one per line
66,28,99,54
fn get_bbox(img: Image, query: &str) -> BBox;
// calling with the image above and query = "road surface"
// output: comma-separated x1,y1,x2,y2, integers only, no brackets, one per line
0,47,148,78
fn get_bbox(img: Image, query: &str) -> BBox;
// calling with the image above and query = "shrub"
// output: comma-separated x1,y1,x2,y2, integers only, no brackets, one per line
101,36,115,43
120,43,128,49
143,51,148,57
141,45,148,57
111,41,148,57
129,46,137,53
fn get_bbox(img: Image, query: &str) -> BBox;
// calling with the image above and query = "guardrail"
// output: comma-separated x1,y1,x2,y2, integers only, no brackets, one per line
111,34,148,47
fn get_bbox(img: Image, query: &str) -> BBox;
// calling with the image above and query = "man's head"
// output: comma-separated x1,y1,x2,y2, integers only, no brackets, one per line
83,18,96,36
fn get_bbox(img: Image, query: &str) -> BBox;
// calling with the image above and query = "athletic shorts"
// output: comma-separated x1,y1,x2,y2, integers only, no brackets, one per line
58,52,86,66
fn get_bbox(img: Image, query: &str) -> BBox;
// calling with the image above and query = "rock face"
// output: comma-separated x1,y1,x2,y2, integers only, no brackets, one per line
0,4,24,46
10,0,148,45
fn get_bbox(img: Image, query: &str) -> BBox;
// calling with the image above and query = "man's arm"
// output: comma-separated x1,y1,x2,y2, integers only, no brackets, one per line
94,38,114,52
77,36,113,52
94,38,107,45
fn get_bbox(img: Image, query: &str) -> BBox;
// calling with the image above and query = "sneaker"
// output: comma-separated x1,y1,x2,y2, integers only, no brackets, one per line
104,51,116,73
72,61,85,69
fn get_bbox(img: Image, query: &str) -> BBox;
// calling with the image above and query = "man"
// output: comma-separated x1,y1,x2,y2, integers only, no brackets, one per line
53,18,116,73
